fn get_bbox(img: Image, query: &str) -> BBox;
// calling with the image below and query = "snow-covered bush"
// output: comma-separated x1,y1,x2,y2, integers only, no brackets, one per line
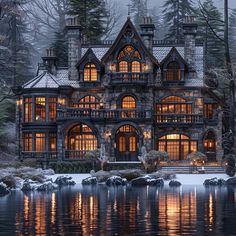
188,152,207,166
224,154,236,177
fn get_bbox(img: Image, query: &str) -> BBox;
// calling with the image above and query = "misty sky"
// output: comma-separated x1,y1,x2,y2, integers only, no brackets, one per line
115,0,236,18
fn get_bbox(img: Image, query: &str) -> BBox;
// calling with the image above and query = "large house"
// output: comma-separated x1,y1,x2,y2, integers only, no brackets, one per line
14,16,224,163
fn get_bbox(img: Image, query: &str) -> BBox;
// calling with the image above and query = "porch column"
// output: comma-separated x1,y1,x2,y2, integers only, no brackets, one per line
57,124,64,161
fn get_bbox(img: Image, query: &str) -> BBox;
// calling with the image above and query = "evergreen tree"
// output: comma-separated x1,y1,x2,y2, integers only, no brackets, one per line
51,31,68,67
162,0,195,41
229,9,236,63
68,0,108,42
130,0,147,29
196,0,224,68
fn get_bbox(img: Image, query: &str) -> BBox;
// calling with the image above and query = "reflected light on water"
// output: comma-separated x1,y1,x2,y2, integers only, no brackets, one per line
209,192,214,230
51,192,56,224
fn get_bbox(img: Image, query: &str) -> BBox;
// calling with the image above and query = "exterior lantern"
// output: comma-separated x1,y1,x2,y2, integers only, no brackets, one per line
16,98,23,106
58,98,65,106
143,130,151,139
104,130,111,140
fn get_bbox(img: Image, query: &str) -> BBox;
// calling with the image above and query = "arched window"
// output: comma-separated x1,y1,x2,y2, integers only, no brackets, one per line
131,61,141,72
122,96,136,109
74,96,100,109
157,96,192,114
158,134,197,161
119,61,128,72
204,131,216,160
66,124,97,159
166,61,181,81
117,45,142,73
83,63,97,81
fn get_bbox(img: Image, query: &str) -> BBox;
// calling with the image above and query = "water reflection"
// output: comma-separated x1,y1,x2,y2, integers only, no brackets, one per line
0,186,236,235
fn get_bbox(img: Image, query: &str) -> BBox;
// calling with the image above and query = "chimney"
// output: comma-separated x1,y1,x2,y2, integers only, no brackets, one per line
66,16,82,80
182,16,198,71
42,48,57,75
140,16,155,52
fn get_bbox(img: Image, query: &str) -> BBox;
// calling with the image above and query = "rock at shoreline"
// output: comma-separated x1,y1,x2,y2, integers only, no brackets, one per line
169,180,182,187
82,177,97,185
106,176,127,186
37,181,58,191
54,176,76,186
226,177,236,185
0,182,10,196
204,178,226,186
131,176,164,186
21,181,34,191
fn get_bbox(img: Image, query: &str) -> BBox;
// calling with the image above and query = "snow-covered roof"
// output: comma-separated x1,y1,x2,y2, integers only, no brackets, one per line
23,71,61,89
23,45,204,89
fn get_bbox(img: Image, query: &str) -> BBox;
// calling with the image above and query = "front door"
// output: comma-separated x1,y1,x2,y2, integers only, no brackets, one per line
116,125,138,161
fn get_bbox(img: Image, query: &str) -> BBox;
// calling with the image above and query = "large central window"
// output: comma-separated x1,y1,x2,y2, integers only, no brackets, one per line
158,134,197,161
117,45,142,73
122,96,136,109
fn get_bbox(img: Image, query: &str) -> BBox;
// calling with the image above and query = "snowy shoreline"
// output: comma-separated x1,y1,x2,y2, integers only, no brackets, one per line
48,173,229,186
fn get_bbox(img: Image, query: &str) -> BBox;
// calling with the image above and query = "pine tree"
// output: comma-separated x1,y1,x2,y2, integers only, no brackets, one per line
68,0,108,42
130,0,147,29
162,0,195,41
196,0,224,68
229,9,236,63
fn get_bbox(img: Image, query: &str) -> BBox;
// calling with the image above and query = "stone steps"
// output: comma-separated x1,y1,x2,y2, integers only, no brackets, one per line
161,166,225,174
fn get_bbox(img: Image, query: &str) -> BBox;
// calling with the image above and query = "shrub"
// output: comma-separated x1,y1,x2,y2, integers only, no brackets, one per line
188,152,207,166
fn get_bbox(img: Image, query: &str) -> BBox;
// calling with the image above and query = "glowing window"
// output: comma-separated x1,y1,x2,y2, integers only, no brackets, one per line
131,61,141,73
84,63,97,81
49,133,57,152
35,97,46,121
119,61,128,72
68,124,97,152
73,96,100,109
24,97,32,123
166,61,181,81
204,103,217,120
23,133,32,151
122,96,136,109
129,136,136,151
35,133,46,152
158,134,197,161
49,97,57,121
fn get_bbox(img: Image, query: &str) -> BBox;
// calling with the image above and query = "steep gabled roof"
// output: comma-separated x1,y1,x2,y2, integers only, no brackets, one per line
76,48,102,68
160,47,188,67
101,17,158,65
23,71,60,89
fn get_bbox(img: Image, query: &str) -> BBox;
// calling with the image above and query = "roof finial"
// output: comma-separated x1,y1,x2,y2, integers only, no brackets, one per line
127,2,131,17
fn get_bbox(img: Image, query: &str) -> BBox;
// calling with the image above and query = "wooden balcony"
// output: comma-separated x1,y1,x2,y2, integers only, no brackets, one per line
156,114,204,126
57,108,152,121
109,72,149,85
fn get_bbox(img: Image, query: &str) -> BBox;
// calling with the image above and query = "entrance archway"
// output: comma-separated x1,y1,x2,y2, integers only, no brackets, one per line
115,125,139,161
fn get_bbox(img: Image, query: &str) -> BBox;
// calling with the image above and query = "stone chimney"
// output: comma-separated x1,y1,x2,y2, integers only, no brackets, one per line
42,48,57,75
182,16,198,71
140,16,155,52
66,16,82,80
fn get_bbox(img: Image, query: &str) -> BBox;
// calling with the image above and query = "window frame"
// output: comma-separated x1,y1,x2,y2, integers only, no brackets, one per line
83,63,98,81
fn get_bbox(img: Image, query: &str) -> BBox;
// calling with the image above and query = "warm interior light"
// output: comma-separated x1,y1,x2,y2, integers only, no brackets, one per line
16,99,23,106
99,102,104,109
143,130,151,139
58,98,65,106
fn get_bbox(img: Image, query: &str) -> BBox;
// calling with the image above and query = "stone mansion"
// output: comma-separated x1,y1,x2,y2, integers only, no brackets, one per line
14,16,224,163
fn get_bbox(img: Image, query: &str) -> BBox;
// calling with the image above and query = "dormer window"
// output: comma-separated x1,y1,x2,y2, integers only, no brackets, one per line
166,61,181,81
117,45,142,72
84,63,97,81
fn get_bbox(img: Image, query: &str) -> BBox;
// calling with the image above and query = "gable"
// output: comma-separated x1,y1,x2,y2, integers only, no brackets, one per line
101,18,158,65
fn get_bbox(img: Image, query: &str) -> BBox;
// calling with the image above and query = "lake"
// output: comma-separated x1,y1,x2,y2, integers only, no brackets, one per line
0,185,236,235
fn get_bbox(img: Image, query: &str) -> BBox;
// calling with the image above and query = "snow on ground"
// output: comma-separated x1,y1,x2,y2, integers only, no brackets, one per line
174,174,229,186
48,174,90,184
48,173,230,185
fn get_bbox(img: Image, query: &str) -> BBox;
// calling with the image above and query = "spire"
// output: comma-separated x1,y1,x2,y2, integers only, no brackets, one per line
127,2,131,17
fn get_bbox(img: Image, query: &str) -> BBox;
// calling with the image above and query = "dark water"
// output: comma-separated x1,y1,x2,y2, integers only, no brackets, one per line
0,185,236,236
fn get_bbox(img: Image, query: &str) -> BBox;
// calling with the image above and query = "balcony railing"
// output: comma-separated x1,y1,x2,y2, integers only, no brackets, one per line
64,150,96,160
156,114,204,125
109,72,149,85
57,108,152,120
